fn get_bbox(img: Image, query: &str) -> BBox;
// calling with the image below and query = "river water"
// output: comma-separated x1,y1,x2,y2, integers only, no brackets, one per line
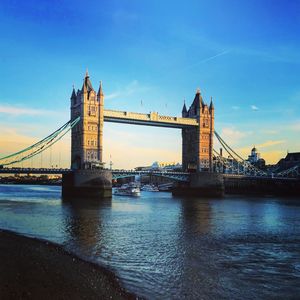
0,184,300,299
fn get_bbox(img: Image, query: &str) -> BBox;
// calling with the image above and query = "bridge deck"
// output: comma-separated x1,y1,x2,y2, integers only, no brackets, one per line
104,109,198,128
0,168,297,181
0,168,190,176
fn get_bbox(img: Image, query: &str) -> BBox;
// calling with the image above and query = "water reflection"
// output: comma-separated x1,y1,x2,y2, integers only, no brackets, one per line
62,197,112,258
179,197,213,235
177,197,226,299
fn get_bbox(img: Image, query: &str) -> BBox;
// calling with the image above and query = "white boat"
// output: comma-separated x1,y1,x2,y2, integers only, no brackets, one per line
158,183,173,191
141,184,159,192
114,183,140,197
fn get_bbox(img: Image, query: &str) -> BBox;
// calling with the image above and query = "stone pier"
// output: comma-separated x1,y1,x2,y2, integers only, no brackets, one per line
172,172,224,197
62,170,112,199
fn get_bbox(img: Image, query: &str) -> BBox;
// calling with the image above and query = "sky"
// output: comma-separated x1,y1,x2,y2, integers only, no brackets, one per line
0,0,299,168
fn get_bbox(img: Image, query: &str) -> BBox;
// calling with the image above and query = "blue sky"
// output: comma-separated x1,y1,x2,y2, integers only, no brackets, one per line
0,0,299,168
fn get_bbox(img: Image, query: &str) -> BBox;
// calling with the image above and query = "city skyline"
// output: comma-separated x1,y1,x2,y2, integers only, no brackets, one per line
0,0,299,169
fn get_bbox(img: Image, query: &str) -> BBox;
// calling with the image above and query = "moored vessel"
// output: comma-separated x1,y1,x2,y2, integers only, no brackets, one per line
114,183,140,197
141,184,159,192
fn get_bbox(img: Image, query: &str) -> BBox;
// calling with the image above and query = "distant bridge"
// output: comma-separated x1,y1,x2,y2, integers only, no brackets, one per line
111,170,190,181
0,168,190,182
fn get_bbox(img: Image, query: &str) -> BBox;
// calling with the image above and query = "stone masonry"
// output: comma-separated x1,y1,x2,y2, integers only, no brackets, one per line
181,89,214,172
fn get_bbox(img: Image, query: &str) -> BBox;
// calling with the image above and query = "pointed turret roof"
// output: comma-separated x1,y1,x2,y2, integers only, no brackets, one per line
182,99,187,114
82,69,94,92
191,88,204,108
97,80,104,96
71,85,76,99
209,97,214,110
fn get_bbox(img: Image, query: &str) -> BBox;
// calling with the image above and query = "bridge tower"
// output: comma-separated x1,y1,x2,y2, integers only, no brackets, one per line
181,89,214,172
63,71,111,199
70,71,104,169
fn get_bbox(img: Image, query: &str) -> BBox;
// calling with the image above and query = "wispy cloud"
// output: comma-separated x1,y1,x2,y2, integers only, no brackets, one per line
106,92,122,100
106,80,149,100
231,106,240,110
261,129,279,135
0,104,64,117
219,127,250,145
251,105,259,111
257,140,285,148
289,121,300,132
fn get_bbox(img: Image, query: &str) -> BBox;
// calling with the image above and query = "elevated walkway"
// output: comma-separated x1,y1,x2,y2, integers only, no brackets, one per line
104,109,198,128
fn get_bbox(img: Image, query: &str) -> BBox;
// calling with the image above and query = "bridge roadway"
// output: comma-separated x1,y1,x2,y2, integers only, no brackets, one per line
0,168,297,181
0,168,190,181
103,109,199,128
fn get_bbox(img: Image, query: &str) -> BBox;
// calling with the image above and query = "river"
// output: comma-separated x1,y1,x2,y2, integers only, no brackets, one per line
0,184,299,299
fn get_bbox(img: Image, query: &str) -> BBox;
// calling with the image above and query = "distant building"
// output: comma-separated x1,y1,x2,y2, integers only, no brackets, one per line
247,147,265,169
135,161,182,171
277,152,300,171
248,147,260,163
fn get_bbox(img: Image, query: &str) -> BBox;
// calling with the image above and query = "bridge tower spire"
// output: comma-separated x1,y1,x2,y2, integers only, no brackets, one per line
182,99,187,117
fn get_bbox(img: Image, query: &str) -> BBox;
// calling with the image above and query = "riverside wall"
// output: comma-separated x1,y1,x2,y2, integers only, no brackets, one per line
224,176,300,196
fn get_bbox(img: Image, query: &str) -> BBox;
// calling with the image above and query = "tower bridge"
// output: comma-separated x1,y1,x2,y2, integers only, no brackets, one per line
70,71,214,173
0,71,299,198
66,71,218,197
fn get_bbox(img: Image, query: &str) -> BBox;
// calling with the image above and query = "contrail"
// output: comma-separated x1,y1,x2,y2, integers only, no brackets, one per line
185,50,231,71
156,49,231,80
197,50,231,64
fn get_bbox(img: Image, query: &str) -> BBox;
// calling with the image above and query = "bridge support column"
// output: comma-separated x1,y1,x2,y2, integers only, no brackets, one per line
62,169,112,199
172,172,224,197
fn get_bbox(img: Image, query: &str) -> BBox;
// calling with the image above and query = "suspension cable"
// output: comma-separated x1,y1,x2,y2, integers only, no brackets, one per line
0,117,80,166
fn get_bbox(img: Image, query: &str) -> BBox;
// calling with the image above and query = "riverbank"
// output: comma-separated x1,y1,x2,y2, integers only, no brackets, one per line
0,178,61,185
0,229,136,299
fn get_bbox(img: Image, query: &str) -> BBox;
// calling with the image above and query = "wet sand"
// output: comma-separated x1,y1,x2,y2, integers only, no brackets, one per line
0,229,136,299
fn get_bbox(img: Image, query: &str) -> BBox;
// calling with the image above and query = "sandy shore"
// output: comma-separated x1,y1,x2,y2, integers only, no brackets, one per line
0,229,137,299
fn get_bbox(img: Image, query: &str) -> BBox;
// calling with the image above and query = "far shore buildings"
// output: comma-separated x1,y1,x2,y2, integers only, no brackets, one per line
135,161,182,172
277,152,300,171
247,147,266,169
